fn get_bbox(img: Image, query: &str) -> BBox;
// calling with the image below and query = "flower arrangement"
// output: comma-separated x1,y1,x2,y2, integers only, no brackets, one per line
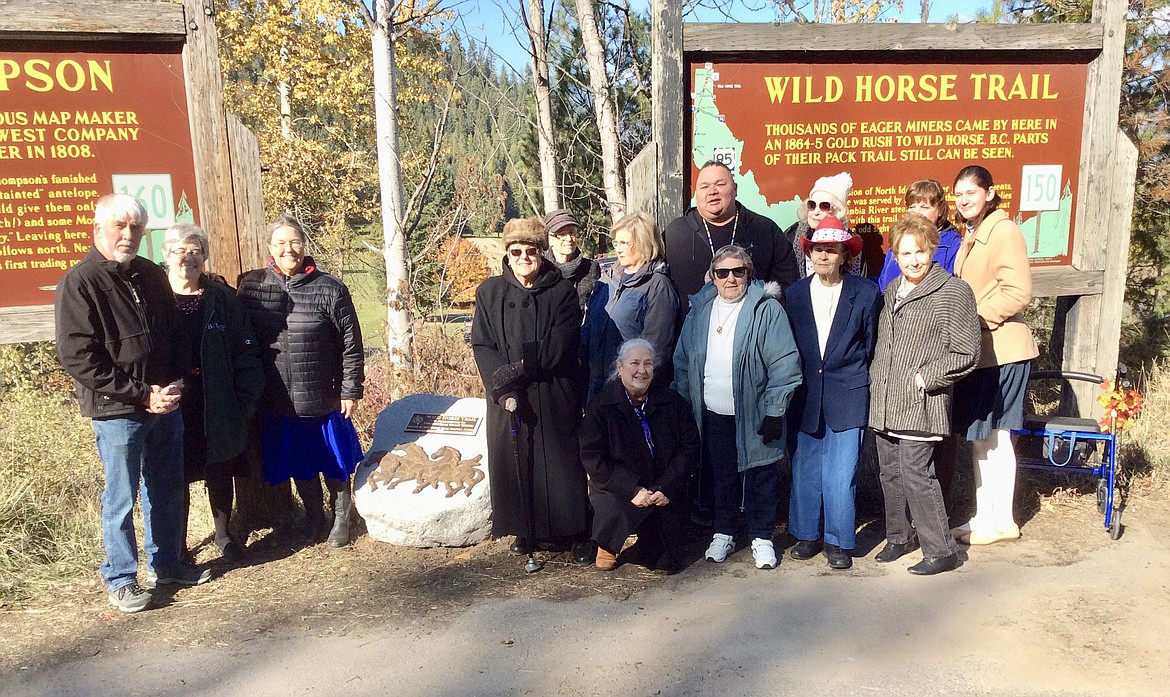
1098,379,1143,433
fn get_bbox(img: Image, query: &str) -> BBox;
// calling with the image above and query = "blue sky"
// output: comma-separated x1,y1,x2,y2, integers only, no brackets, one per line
454,1,986,76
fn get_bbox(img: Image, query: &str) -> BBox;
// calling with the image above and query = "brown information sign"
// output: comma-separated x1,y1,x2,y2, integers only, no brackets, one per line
0,43,200,308
404,413,484,436
687,60,1088,266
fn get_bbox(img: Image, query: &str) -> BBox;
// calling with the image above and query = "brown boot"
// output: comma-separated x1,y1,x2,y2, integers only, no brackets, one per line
595,546,617,571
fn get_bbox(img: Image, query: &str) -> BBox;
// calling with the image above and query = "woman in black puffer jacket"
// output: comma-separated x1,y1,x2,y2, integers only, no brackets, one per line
237,215,365,548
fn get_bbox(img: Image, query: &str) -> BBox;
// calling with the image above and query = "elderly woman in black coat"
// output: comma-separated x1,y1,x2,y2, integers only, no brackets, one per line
471,217,592,564
580,338,700,571
869,213,981,575
163,223,264,560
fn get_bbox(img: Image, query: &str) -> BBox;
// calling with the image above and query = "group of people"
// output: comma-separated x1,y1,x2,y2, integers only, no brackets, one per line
56,195,366,613
58,159,1036,612
472,162,1037,578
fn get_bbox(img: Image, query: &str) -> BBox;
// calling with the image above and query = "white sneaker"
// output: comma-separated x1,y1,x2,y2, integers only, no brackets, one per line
704,533,734,562
751,538,777,569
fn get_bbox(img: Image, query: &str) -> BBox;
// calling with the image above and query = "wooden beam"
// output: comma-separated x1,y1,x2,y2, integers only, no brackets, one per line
1094,131,1139,379
651,0,684,224
1031,268,1104,298
1058,0,1128,416
625,144,659,222
181,0,240,284
0,306,55,343
683,22,1103,54
0,0,186,40
226,113,266,277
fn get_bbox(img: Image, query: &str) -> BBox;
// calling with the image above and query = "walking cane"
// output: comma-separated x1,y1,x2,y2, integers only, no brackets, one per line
509,407,542,574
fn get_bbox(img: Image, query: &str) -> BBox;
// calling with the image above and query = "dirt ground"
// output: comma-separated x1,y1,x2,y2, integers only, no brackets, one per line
2,475,1168,695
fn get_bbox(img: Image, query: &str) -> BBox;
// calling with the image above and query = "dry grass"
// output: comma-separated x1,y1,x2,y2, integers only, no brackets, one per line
0,390,105,602
1120,359,1170,491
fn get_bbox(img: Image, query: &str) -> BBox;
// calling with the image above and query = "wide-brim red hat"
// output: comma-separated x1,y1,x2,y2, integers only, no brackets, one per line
800,215,864,258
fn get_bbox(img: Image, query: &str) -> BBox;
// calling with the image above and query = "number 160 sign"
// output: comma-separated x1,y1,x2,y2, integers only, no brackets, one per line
112,174,177,228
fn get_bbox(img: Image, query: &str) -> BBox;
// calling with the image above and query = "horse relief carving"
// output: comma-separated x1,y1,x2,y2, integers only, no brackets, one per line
368,443,485,497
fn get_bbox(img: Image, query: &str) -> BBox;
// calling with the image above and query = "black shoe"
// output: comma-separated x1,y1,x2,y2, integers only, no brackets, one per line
509,537,531,556
218,540,246,561
907,553,960,576
572,541,595,566
825,543,853,569
875,539,918,563
790,539,823,560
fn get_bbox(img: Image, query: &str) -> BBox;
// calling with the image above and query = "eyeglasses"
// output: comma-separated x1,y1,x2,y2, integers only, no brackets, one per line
549,229,577,239
168,247,204,257
713,266,748,279
270,240,304,250
509,247,540,258
806,200,834,212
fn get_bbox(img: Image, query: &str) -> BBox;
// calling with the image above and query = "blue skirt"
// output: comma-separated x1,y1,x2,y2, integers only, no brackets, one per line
260,411,363,485
953,360,1031,441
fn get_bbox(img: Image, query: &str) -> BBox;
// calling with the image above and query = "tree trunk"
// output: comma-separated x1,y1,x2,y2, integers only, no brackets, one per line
572,0,626,222
526,0,559,214
920,1,930,22
371,0,414,393
279,46,292,139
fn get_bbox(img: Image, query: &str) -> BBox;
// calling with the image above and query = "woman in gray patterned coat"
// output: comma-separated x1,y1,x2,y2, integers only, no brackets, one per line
869,214,980,576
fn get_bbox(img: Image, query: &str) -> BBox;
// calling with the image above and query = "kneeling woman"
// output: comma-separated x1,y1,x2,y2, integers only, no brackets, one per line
580,339,700,571
869,214,981,575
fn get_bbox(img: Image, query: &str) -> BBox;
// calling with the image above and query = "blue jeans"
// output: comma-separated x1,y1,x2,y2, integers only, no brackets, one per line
92,410,185,590
789,426,862,549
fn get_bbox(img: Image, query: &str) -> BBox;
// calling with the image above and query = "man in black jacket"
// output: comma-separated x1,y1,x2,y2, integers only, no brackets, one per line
55,193,209,614
664,161,799,311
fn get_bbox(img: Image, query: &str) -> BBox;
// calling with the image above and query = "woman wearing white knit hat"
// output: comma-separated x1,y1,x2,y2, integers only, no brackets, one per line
784,172,853,280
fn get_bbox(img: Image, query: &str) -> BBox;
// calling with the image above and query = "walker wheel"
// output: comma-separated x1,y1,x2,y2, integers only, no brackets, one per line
1096,478,1108,515
1109,508,1124,540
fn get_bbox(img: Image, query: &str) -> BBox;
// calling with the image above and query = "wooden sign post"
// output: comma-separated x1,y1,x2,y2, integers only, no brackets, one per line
636,0,1135,417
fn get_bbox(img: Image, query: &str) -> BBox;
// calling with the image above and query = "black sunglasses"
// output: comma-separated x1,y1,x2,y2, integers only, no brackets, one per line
713,266,748,279
508,247,540,258
805,199,834,212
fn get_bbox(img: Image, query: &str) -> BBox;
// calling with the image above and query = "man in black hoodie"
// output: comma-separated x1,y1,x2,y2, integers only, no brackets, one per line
664,161,799,311
56,193,209,614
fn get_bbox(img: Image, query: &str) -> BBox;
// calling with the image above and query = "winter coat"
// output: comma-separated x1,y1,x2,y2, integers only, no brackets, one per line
55,246,184,418
191,278,265,465
471,259,587,539
580,379,700,553
869,264,981,436
783,220,813,281
581,258,679,398
876,222,963,291
237,259,364,418
546,250,600,313
955,209,1039,368
785,273,882,434
673,280,802,472
665,202,800,312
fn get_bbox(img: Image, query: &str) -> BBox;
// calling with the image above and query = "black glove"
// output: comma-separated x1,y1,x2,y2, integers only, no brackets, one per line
491,360,526,393
757,415,785,444
497,392,518,413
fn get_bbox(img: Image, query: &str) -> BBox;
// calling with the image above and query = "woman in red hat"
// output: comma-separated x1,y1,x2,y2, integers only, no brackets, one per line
783,215,881,570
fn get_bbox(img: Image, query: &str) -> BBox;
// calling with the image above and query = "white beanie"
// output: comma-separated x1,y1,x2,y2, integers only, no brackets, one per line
809,172,853,210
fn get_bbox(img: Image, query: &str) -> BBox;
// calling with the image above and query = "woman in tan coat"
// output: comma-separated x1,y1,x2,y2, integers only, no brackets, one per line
950,165,1039,545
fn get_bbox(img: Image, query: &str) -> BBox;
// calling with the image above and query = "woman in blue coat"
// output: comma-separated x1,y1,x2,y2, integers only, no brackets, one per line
784,216,881,570
674,245,802,571
582,212,680,400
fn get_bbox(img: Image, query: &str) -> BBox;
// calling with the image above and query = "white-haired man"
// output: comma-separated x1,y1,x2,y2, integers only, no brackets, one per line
56,193,209,613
